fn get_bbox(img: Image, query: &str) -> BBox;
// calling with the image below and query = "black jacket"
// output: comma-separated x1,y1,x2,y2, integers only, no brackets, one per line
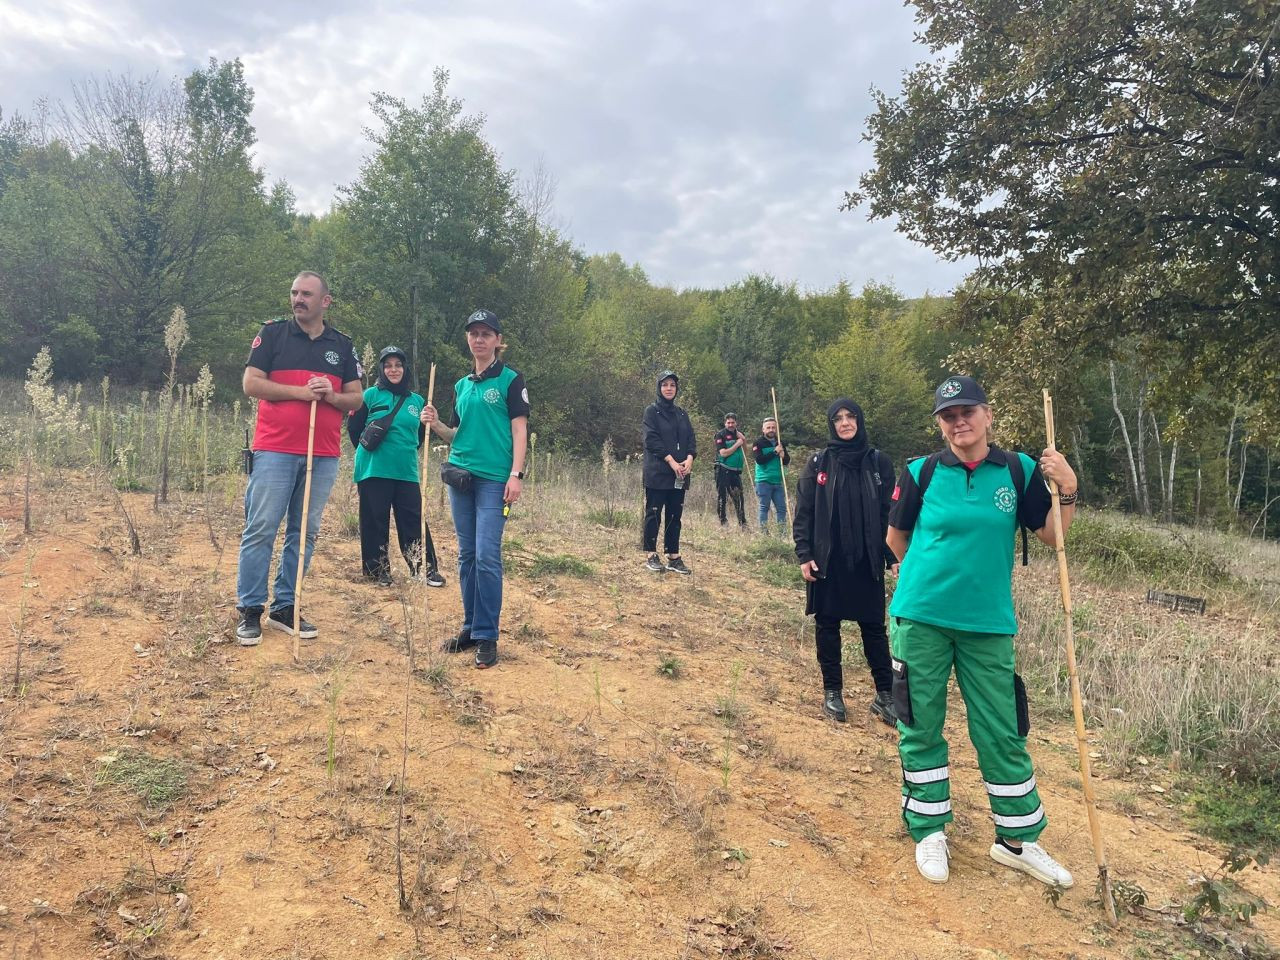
792,448,897,581
642,373,697,488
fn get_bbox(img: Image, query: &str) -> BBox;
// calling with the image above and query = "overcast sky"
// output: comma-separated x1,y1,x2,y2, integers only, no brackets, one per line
0,0,969,295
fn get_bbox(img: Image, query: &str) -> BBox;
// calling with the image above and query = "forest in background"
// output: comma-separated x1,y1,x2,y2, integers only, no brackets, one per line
1,0,1277,538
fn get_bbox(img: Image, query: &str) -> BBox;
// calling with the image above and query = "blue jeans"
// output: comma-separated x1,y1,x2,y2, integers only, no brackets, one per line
236,452,340,612
756,481,787,528
448,478,509,641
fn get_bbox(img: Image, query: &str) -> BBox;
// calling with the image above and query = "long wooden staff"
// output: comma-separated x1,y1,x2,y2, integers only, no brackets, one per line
770,387,792,524
418,364,437,590
293,400,318,662
1043,389,1117,923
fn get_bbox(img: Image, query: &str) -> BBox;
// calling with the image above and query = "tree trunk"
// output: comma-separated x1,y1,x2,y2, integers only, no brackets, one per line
1135,379,1151,515
1071,425,1087,498
1225,404,1238,511
1109,362,1144,514
1234,439,1248,517
1165,439,1178,523
410,282,419,390
1195,464,1203,525
1151,413,1166,515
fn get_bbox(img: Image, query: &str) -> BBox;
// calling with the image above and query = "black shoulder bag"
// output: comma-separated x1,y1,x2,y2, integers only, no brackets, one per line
358,395,408,452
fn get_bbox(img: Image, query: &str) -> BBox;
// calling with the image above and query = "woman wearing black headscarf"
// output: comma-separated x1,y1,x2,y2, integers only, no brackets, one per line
348,346,444,587
641,370,697,574
793,399,897,724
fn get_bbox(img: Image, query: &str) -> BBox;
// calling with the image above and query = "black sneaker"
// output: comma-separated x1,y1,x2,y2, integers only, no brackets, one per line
823,689,848,722
474,639,498,669
870,690,899,727
441,628,475,653
236,607,263,647
266,606,318,640
376,570,393,587
423,567,446,588
665,556,692,575
645,553,665,573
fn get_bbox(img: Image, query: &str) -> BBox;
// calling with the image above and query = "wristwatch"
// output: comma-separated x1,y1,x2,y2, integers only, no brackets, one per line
511,470,525,480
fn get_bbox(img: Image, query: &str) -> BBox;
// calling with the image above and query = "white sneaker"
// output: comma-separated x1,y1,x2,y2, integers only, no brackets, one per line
915,832,950,883
990,841,1074,888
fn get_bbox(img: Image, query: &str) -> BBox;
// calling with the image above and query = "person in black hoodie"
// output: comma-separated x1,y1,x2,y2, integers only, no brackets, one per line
792,398,898,725
641,370,697,574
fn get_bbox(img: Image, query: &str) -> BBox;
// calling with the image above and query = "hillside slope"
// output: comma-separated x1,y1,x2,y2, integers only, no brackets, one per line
2,474,1276,959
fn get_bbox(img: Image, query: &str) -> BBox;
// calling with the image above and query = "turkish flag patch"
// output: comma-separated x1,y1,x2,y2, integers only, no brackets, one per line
251,335,262,348
817,471,828,486
891,485,901,501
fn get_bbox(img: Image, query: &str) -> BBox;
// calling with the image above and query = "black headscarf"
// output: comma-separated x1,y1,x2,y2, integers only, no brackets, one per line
655,370,678,408
825,398,876,568
377,347,411,396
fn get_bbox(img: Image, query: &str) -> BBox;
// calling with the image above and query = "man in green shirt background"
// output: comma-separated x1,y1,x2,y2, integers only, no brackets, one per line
713,413,749,526
752,417,791,530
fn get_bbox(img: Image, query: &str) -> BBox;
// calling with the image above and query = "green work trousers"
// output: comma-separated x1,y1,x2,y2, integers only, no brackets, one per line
890,617,1045,843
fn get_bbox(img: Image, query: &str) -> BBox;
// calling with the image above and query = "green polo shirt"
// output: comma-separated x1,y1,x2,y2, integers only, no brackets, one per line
715,429,745,470
353,386,424,484
448,360,530,482
888,448,1047,635
752,436,789,484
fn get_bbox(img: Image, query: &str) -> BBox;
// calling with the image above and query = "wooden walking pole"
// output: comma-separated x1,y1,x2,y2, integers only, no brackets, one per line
770,387,792,524
419,364,437,587
292,400,318,662
1043,389,1118,923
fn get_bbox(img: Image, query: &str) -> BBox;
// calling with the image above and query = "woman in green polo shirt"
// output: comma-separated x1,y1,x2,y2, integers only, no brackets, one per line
422,310,530,670
349,346,444,588
886,375,1078,890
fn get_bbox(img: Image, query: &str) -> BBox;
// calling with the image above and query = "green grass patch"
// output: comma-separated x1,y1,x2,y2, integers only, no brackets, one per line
1187,774,1280,853
97,750,187,809
529,552,594,578
1069,512,1230,588
584,507,638,529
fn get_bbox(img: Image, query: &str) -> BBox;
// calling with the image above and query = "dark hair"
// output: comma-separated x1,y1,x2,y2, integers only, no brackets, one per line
294,270,329,295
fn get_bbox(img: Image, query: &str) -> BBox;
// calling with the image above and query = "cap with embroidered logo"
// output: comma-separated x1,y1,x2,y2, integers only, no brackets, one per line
932,375,988,415
464,309,502,334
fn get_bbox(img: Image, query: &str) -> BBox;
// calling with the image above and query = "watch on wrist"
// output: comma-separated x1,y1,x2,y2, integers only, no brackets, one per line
511,470,525,480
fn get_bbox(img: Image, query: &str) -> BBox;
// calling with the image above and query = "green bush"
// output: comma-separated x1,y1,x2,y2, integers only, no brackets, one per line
1068,512,1229,587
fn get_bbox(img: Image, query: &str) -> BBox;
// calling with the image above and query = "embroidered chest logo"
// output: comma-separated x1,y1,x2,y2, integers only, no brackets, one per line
407,404,420,417
939,378,962,399
993,485,1016,514
483,387,502,405
324,350,340,366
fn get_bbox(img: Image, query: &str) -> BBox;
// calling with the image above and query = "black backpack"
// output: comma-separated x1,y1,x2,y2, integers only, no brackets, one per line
913,448,1032,565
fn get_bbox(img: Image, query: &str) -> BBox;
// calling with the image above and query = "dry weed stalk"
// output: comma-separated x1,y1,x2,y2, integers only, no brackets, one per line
11,544,35,694
154,306,190,507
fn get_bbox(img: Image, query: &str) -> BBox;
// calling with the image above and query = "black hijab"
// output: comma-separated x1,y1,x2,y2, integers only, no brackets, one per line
377,347,411,396
825,398,876,568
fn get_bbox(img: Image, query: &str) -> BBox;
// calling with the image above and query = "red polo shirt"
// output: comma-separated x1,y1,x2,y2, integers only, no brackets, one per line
245,317,361,457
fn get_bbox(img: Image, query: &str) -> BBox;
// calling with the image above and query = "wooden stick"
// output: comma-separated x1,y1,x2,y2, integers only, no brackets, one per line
419,363,437,586
1043,389,1118,924
293,400,317,662
770,387,792,525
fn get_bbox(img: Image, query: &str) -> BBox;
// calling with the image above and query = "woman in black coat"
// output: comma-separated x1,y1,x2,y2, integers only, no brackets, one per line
641,370,697,575
793,399,898,725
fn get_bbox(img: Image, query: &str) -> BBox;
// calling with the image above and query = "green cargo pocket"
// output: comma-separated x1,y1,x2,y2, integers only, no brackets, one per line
891,657,913,727
1013,673,1030,737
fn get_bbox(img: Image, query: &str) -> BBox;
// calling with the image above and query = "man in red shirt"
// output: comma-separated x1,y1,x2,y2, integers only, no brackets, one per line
235,272,363,645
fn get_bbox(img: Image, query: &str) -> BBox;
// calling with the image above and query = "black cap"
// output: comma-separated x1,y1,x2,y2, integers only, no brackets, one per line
378,345,407,365
465,309,502,334
932,375,988,415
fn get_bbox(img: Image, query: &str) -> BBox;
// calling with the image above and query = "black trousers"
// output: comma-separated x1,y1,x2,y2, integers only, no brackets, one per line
715,467,746,525
815,616,892,693
643,486,686,554
358,477,438,578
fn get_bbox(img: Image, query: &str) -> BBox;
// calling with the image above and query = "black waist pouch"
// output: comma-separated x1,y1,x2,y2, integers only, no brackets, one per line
440,462,475,493
358,395,407,452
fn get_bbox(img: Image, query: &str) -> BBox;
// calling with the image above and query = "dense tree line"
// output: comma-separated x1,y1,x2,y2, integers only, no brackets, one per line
1,52,1276,535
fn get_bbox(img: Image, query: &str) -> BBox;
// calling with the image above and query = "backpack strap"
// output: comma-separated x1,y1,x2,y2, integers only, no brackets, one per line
1001,449,1030,566
914,450,944,497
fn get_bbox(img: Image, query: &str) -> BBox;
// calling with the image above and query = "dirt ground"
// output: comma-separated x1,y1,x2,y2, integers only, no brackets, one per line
1,473,1277,960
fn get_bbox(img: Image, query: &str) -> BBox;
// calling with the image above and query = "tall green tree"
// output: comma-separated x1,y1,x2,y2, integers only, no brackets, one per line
341,70,525,386
853,0,1280,424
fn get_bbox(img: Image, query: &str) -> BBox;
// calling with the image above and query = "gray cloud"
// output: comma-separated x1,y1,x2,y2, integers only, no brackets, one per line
0,0,971,295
